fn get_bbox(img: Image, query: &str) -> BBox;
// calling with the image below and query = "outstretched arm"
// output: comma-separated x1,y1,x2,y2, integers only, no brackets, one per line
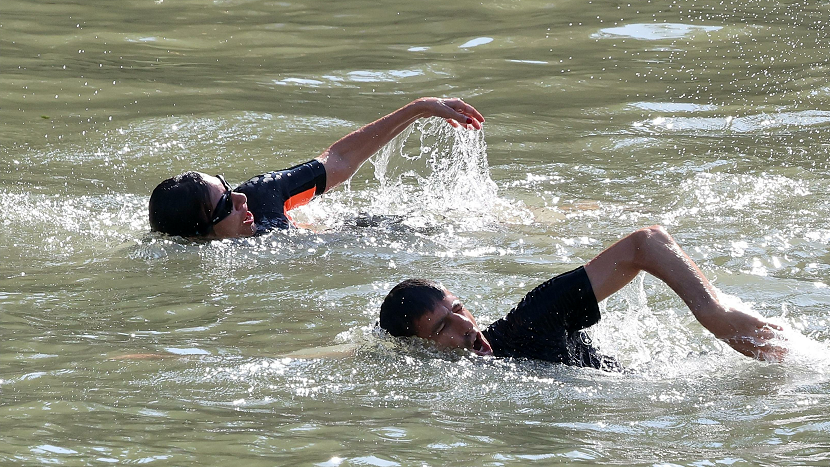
316,97,484,191
583,226,787,362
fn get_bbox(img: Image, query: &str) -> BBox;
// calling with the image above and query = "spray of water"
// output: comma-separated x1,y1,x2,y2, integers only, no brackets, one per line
589,273,830,380
370,118,498,217
290,117,525,233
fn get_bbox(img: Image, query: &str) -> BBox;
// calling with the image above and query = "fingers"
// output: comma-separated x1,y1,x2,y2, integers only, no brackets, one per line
755,325,777,340
444,116,478,130
437,98,485,130
756,342,788,363
448,99,485,123
766,346,788,362
725,326,788,363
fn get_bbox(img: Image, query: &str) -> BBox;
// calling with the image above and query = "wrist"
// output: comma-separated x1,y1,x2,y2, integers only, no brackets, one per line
691,305,732,337
410,98,434,118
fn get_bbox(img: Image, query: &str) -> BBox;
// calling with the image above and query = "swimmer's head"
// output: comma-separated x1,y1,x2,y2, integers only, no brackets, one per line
150,172,256,239
379,279,494,356
149,172,215,237
379,279,446,337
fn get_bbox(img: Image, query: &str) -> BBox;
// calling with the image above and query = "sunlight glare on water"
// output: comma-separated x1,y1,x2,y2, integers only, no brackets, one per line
4,0,830,464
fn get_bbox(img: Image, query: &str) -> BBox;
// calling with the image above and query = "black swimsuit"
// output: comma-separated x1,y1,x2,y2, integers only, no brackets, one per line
482,267,621,371
234,160,327,235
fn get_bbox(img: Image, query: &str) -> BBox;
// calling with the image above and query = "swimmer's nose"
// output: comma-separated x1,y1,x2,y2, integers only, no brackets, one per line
454,313,475,334
231,191,247,207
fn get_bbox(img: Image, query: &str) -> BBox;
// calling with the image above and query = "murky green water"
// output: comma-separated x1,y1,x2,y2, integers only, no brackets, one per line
3,0,830,464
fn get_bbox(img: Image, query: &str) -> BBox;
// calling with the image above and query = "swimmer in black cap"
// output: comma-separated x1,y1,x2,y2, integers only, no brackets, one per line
379,226,788,370
149,97,484,239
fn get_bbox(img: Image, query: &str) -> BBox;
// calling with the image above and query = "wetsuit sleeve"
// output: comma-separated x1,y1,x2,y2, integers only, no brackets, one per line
497,266,601,334
234,159,327,232
482,266,618,370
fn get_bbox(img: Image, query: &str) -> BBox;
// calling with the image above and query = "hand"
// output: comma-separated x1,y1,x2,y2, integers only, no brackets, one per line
418,97,485,130
712,308,788,362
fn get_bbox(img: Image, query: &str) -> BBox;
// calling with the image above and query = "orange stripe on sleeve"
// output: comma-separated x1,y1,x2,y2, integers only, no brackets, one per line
283,187,316,213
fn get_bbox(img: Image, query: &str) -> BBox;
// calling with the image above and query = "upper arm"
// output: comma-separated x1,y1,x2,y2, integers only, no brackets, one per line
235,161,327,220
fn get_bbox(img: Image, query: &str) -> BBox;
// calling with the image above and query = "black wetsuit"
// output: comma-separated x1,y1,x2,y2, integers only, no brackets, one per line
482,267,621,371
234,160,327,235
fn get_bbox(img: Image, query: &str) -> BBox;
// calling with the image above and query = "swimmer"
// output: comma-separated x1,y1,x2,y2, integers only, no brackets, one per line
149,97,484,239
379,226,788,370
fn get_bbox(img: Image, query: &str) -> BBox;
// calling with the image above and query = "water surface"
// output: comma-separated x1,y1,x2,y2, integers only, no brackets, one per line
3,0,830,465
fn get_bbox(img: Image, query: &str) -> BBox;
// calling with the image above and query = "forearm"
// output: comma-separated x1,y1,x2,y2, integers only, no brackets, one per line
317,100,426,190
316,97,483,191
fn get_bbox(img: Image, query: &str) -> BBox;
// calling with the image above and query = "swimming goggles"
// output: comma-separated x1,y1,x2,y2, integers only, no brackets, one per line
209,174,234,226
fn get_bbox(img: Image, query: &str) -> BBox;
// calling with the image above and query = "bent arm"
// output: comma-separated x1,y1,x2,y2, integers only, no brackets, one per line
316,97,484,191
584,226,787,362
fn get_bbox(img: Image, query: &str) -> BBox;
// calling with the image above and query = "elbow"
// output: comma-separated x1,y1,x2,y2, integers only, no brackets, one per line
317,152,349,191
634,225,673,247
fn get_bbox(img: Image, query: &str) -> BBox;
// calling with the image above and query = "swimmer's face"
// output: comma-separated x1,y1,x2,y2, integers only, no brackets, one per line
411,292,493,356
201,174,256,239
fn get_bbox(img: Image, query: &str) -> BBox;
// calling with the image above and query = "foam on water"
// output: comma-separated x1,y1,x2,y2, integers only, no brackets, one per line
0,190,147,265
9,115,828,391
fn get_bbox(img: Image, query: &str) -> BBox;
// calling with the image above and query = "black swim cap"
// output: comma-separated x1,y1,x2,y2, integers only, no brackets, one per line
148,172,213,237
